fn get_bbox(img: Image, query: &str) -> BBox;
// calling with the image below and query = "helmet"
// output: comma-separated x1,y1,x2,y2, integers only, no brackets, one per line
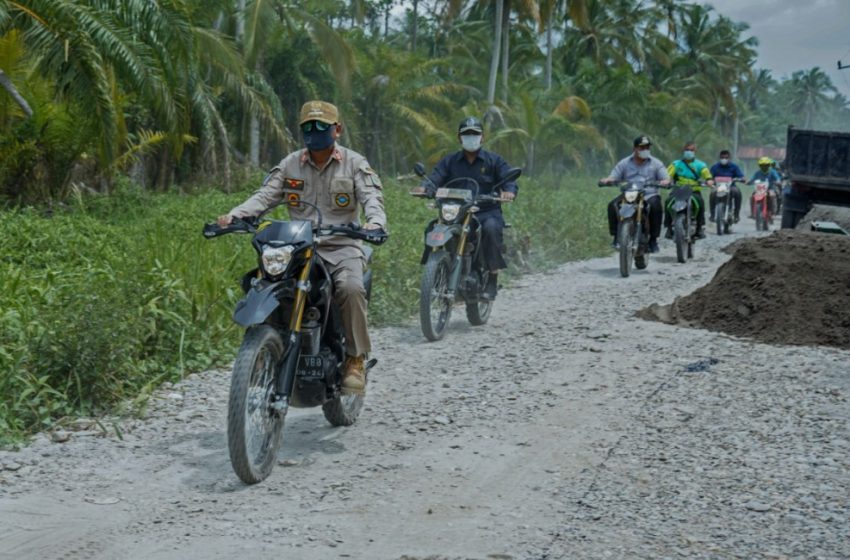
757,156,773,166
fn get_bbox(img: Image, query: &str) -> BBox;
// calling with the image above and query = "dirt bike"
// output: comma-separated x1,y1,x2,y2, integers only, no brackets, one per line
599,181,661,277
410,163,521,341
751,180,772,231
663,183,702,263
203,202,387,484
712,176,740,235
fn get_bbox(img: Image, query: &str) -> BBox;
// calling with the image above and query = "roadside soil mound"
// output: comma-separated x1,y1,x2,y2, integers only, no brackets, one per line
638,229,850,349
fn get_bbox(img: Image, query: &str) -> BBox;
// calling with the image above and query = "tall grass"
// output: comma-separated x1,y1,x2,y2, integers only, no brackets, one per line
0,174,611,442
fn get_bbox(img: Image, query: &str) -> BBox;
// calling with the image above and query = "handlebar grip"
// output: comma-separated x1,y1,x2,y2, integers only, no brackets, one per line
202,223,222,238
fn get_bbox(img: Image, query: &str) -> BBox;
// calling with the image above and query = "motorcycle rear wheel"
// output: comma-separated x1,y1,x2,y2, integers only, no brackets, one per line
227,325,286,485
673,216,687,264
420,250,453,341
618,221,634,277
322,392,365,427
466,270,492,325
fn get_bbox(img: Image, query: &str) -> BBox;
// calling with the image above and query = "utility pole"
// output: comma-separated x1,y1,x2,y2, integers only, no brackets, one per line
838,60,850,70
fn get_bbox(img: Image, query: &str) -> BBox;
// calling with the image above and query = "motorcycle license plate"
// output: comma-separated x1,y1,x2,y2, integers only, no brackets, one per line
298,355,324,378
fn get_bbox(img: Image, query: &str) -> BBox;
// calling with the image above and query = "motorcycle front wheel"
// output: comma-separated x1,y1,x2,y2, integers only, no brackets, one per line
673,215,687,264
715,201,726,236
420,250,453,341
618,220,634,277
754,200,767,231
466,269,492,325
227,325,286,484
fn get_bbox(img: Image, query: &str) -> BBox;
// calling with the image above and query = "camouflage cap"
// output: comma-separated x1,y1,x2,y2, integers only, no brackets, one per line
299,100,339,125
633,135,652,147
458,116,484,134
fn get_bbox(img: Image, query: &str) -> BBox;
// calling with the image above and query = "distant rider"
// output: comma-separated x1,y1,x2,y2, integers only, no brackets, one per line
709,149,745,223
600,135,670,253
664,140,714,239
748,156,782,218
421,116,518,300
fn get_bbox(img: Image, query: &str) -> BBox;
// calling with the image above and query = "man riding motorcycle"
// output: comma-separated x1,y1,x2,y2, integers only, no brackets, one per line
419,116,518,300
664,141,714,239
748,156,782,218
709,149,745,223
600,135,670,253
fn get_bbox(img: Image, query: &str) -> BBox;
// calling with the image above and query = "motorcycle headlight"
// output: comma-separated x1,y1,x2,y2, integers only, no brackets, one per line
623,190,639,203
441,203,462,221
261,245,294,276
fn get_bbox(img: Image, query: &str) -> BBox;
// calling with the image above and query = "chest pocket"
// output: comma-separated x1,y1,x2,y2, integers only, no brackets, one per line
330,177,355,211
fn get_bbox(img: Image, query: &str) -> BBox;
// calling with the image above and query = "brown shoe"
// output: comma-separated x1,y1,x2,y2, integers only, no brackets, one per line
342,355,366,394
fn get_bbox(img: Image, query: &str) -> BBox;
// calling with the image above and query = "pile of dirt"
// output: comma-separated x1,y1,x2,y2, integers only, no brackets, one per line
797,204,850,233
638,229,850,349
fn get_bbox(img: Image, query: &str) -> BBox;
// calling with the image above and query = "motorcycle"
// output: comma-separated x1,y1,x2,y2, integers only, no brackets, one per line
599,181,660,277
751,179,772,231
410,163,521,341
712,176,740,235
663,183,702,263
203,202,387,484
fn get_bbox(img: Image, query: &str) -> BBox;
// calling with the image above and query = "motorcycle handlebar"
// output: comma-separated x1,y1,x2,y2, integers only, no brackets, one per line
204,218,387,245
324,223,389,245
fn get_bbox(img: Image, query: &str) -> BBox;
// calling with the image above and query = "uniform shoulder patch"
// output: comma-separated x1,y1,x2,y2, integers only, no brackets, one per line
358,162,383,189
284,177,304,190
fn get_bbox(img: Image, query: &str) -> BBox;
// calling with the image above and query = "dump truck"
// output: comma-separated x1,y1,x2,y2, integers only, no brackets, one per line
781,126,850,230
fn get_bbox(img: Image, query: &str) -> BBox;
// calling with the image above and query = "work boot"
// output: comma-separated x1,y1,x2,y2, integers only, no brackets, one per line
342,355,366,394
695,228,706,239
611,235,620,250
649,238,660,253
664,228,673,240
483,273,498,301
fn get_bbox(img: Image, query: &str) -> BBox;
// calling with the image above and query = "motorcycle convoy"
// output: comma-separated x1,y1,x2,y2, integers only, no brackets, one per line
203,149,776,484
605,173,778,277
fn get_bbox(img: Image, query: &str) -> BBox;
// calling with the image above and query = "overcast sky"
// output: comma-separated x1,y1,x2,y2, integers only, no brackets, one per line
702,0,850,96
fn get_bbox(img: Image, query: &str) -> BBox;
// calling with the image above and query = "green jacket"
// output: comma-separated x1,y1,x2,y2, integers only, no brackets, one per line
667,159,712,192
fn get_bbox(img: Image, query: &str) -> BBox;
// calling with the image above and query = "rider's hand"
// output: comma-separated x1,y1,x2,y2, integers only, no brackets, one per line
217,214,233,227
363,222,382,231
658,179,671,186
500,191,516,202
599,178,614,185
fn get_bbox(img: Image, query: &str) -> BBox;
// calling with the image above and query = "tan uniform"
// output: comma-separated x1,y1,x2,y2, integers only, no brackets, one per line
228,145,386,357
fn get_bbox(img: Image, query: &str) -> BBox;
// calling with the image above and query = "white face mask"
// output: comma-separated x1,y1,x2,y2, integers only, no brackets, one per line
720,158,730,165
461,134,482,152
638,149,651,159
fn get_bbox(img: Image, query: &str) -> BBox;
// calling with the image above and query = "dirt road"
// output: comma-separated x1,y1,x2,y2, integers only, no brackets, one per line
2,225,848,560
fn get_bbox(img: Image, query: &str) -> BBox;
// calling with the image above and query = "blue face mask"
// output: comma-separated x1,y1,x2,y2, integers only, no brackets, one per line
683,150,695,160
303,124,335,151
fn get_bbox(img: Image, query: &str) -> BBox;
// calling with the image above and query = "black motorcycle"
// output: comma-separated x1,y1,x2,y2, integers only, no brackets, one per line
203,202,387,484
712,176,740,236
663,183,702,263
410,163,521,341
600,181,661,277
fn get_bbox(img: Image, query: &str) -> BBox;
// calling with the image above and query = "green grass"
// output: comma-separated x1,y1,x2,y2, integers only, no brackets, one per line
0,174,611,443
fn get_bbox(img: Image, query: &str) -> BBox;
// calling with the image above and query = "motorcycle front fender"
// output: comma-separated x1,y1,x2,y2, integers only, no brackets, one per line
619,203,637,220
673,200,688,213
233,282,281,327
425,224,458,247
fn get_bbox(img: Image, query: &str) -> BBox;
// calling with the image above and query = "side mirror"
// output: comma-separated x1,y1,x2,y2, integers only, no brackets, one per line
503,167,522,183
413,162,426,177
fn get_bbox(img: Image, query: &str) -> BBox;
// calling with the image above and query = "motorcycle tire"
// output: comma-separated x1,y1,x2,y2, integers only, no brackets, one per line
673,216,687,264
466,270,492,326
420,250,453,341
322,391,365,427
618,221,634,277
227,325,286,485
755,201,767,231
715,201,726,236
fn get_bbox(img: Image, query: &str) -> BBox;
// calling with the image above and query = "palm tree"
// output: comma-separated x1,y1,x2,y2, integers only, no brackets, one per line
786,67,836,128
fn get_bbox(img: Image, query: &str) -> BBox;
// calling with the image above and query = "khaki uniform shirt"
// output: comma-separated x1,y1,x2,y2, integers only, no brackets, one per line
229,145,386,265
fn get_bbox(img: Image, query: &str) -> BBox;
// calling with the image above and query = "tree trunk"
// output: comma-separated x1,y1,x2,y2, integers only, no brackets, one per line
546,22,553,91
500,0,511,105
0,69,33,117
250,114,260,167
732,111,739,161
487,0,504,105
411,0,419,52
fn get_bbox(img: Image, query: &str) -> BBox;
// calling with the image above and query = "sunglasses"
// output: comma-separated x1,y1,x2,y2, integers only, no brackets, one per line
301,121,333,133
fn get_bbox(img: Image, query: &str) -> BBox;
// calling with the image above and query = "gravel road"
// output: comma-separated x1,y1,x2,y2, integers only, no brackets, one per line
1,224,848,560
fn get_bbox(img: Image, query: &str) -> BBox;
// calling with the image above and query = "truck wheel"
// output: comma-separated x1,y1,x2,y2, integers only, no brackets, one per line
781,207,807,229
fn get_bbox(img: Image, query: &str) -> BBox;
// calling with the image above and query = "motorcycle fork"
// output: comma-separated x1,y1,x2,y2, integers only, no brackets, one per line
275,249,313,398
448,212,473,294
